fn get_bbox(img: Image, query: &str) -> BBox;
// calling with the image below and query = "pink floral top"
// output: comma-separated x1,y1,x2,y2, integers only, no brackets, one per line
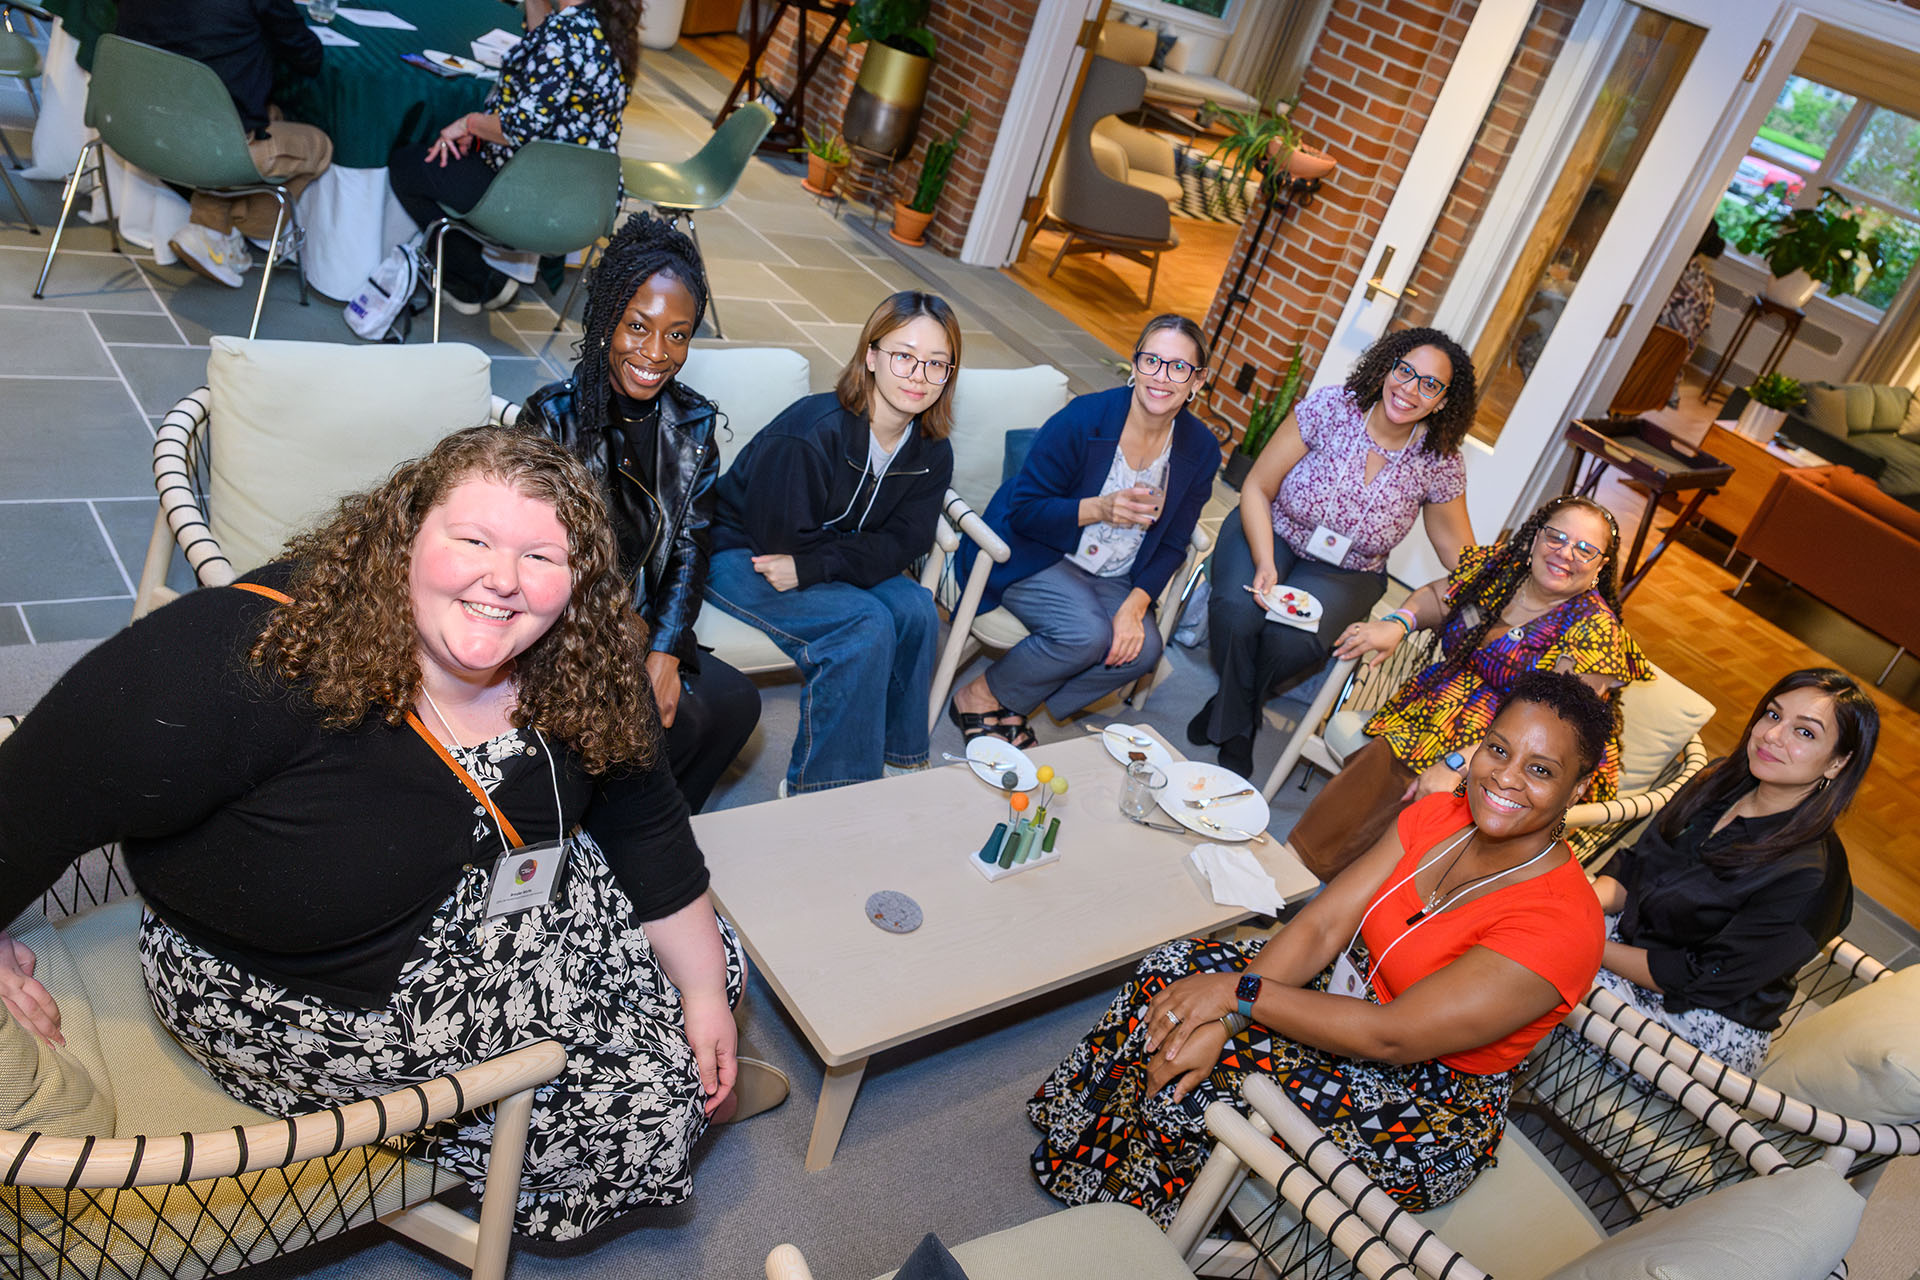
1270,386,1467,572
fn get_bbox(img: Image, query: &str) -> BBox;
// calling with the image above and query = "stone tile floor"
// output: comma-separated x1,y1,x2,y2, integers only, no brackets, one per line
0,35,1124,644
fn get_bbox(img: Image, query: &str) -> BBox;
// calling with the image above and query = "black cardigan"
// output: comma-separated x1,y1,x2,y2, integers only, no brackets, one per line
1611,801,1851,1031
0,568,708,1008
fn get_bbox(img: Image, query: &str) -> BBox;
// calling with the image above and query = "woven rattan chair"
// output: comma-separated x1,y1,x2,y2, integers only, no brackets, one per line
1165,1026,1857,1280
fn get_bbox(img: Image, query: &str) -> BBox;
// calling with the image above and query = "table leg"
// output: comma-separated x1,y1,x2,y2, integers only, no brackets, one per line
805,1057,869,1171
1621,487,1712,600
1619,490,1659,588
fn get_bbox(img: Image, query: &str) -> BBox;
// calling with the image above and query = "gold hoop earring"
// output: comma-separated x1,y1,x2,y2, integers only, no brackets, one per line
1815,776,1831,792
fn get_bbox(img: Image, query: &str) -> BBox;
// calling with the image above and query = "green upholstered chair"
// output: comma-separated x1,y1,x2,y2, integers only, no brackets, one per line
34,35,308,338
615,103,775,339
423,139,620,342
0,9,42,231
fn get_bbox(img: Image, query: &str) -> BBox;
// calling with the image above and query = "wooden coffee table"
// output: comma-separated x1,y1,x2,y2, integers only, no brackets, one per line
691,730,1320,1170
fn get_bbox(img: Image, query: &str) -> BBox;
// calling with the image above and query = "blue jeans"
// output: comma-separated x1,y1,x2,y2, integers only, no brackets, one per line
704,549,936,793
985,558,1163,719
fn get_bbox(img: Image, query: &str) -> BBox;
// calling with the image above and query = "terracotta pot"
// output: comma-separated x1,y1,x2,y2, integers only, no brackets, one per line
801,153,848,197
1286,144,1338,180
1763,268,1818,308
890,199,934,246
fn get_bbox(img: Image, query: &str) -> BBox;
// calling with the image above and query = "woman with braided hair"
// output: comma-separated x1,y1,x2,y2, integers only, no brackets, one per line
1285,494,1654,879
521,212,760,811
1191,327,1477,779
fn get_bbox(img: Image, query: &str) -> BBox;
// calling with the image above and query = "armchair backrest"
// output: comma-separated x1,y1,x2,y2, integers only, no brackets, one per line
945,364,1073,511
206,338,493,573
88,36,265,189
680,346,814,473
461,141,621,256
1048,57,1172,240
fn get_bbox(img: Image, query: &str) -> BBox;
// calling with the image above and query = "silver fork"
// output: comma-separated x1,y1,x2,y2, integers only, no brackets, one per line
1194,815,1270,846
1183,787,1256,810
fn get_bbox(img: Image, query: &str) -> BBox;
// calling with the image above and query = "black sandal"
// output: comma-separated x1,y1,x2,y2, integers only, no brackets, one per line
947,698,1039,750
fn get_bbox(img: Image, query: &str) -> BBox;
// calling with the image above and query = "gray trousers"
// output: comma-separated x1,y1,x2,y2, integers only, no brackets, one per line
985,558,1163,718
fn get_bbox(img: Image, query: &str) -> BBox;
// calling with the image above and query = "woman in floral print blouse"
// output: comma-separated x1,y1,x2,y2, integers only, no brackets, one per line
388,0,639,311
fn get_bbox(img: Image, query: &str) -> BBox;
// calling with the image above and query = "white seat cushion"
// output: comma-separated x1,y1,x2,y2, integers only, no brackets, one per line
680,346,813,473
694,605,797,676
1142,67,1259,114
970,606,1032,650
946,365,1072,514
876,1202,1191,1280
1615,663,1714,794
1759,965,1920,1123
206,338,493,575
1,911,115,1138
1322,709,1371,763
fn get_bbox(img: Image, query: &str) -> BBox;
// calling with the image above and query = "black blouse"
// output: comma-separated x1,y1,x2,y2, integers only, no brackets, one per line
1610,802,1851,1031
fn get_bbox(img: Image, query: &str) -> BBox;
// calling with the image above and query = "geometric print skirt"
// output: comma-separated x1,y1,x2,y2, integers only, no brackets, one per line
140,830,746,1243
1028,936,1512,1227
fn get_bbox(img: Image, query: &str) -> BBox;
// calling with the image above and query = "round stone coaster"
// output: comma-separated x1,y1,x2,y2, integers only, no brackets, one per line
864,890,922,934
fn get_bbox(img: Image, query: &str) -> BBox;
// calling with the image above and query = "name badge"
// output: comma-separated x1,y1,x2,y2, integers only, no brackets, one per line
1305,525,1353,565
1069,535,1117,574
485,839,569,918
1327,951,1368,1000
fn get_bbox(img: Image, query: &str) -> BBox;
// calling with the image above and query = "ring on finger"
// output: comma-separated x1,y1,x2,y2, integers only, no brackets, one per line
1165,1011,1182,1027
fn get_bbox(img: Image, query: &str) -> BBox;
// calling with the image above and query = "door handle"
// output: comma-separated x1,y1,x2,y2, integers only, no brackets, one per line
1363,245,1421,302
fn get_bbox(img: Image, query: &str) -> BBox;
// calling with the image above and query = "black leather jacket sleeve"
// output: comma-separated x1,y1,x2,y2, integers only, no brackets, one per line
649,426,718,666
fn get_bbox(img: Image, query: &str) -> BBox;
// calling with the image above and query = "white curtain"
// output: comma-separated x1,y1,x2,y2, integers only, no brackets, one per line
1216,0,1334,105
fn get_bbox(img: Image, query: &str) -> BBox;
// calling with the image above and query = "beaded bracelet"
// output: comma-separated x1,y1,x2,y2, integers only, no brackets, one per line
1382,610,1413,637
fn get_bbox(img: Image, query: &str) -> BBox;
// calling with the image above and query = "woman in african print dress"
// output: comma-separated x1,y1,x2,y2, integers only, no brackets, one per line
1286,493,1654,880
1031,672,1608,1223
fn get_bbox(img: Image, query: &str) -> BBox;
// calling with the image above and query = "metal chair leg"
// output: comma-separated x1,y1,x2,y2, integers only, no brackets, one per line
552,242,598,333
34,137,92,295
94,147,120,254
0,124,20,168
1730,558,1757,598
430,219,449,343
1878,646,1905,686
248,195,290,339
0,154,35,233
680,212,723,339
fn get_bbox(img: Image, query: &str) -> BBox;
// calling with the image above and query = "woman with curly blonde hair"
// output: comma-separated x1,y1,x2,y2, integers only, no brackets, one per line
0,426,787,1243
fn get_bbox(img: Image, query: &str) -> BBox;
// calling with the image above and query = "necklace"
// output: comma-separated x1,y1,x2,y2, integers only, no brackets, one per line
1501,584,1559,642
1406,827,1563,926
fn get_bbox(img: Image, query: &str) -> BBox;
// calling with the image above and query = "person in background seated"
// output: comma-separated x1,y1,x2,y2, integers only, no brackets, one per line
1287,494,1654,881
1653,224,1724,406
387,0,636,313
521,213,760,811
946,314,1216,748
1030,672,1610,1223
1192,327,1477,777
0,428,786,1243
116,0,332,288
703,292,959,794
1590,667,1877,1073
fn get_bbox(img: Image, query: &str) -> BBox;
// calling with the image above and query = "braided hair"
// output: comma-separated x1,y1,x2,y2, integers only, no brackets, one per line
570,213,713,453
1342,326,1478,456
1420,495,1625,695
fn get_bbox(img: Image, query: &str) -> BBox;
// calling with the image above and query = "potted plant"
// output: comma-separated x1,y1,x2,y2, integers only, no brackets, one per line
1731,185,1886,308
843,0,936,160
1735,371,1803,442
796,129,852,197
1222,342,1306,489
1207,101,1337,201
890,111,969,246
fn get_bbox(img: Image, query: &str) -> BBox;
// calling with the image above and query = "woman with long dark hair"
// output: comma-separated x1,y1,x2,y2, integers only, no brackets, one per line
1193,327,1478,777
1286,494,1654,880
522,213,761,811
387,0,640,310
1590,668,1878,1071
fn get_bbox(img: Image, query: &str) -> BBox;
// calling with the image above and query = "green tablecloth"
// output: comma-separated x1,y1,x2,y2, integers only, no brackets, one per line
44,0,504,167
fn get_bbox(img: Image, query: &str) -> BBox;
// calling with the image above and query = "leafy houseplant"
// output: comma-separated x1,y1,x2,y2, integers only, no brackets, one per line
1222,343,1307,489
890,111,970,246
847,0,935,55
1732,185,1886,306
1206,102,1336,200
795,128,852,197
1735,371,1804,443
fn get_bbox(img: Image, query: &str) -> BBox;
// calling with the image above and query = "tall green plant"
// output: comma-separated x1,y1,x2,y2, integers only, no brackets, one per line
907,111,971,214
1237,342,1307,458
1206,101,1299,199
1733,185,1887,298
847,0,934,56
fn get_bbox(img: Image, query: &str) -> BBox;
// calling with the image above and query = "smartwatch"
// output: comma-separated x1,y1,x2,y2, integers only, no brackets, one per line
1235,973,1263,1020
1443,750,1467,772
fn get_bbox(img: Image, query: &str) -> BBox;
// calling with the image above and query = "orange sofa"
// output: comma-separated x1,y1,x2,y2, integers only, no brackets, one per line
1734,468,1920,682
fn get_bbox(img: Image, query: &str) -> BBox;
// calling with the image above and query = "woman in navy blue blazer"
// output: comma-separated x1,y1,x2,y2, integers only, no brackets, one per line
948,315,1218,746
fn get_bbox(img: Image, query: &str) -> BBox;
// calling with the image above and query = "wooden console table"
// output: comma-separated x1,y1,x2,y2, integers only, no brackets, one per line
1561,418,1733,600
1700,295,1805,402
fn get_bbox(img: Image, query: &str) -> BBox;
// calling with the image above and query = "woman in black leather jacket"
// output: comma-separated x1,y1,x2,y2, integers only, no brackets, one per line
520,214,760,810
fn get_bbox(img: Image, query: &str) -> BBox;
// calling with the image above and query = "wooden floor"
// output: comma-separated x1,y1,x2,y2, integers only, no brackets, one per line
1005,217,1245,358
679,32,750,82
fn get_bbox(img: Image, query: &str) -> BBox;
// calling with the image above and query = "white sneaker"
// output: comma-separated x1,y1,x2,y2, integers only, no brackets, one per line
168,223,244,288
224,229,254,275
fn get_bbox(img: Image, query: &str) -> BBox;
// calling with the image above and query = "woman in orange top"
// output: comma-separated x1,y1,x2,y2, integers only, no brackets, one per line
1029,671,1607,1223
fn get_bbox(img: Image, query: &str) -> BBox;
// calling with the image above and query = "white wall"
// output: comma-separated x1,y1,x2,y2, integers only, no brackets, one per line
1692,255,1881,389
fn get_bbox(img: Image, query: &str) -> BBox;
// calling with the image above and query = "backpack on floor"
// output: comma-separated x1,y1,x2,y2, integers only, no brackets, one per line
344,241,427,343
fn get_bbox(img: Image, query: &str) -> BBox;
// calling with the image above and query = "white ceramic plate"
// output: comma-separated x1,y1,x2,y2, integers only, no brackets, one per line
1260,584,1324,625
1099,723,1173,772
966,736,1038,791
1156,761,1271,840
422,48,483,74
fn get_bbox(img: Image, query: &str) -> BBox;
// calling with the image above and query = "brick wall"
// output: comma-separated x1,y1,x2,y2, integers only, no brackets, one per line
756,1,1040,255
1203,0,1581,443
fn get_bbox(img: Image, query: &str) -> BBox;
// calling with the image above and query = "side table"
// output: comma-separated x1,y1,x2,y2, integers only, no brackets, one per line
1700,296,1805,402
1561,417,1733,600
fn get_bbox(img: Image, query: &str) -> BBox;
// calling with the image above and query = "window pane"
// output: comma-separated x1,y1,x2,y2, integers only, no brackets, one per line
1839,107,1920,213
1757,75,1854,167
1852,207,1920,312
1161,0,1231,17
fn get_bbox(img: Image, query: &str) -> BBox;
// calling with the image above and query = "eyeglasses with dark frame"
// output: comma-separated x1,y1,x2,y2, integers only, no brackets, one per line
1132,351,1200,384
871,344,954,385
1390,358,1448,400
1535,525,1607,565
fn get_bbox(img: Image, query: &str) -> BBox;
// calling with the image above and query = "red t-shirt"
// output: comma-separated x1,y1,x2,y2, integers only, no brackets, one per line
1356,793,1604,1074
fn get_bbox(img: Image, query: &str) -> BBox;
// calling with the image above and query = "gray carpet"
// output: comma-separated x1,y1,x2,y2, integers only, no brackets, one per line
0,620,1327,1280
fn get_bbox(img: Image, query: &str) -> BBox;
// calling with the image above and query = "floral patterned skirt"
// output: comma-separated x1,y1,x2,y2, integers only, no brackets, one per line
141,831,746,1242
1590,915,1773,1077
1028,937,1512,1226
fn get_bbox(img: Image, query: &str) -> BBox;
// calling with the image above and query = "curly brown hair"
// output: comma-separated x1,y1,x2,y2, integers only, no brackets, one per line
1342,326,1477,456
251,426,655,774
588,0,644,84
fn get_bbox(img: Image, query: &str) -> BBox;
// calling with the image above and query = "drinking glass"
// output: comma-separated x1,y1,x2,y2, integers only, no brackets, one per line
307,0,338,23
1118,761,1166,822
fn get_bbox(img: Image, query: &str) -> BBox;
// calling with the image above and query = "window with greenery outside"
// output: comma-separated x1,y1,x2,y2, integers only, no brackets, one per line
1159,0,1232,18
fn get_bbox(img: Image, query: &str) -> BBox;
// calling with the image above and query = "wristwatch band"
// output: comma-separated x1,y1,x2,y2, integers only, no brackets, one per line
1443,750,1466,772
1235,973,1263,1020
